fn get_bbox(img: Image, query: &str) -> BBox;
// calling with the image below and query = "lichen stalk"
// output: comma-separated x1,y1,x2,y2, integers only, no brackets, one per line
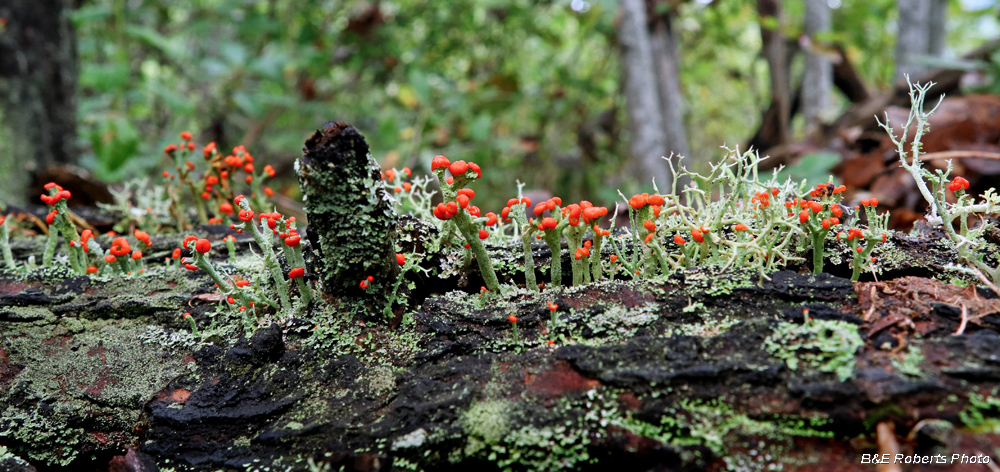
508,203,539,291
42,228,57,267
243,213,291,311
589,230,605,282
542,229,563,288
521,231,538,290
812,231,826,274
279,235,315,314
186,240,255,308
452,209,500,291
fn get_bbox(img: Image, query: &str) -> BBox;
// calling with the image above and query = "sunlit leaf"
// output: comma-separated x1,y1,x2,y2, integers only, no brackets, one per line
397,86,419,109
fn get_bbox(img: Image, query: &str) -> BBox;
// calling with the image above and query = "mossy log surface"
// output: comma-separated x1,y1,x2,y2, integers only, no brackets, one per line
1,224,1000,472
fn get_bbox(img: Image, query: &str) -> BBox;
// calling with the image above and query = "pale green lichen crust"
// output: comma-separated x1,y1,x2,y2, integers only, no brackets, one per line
296,122,398,300
765,319,863,382
0,317,191,466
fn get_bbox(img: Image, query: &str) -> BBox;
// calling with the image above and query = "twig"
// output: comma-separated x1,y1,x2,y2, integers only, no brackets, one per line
953,304,968,336
920,150,1000,161
876,421,902,472
66,209,97,232
970,266,1000,296
983,454,1000,472
864,285,879,322
905,419,934,441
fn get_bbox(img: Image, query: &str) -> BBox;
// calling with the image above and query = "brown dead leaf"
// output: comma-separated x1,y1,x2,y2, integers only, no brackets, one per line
857,277,1000,335
193,293,224,302
869,168,915,208
838,153,885,188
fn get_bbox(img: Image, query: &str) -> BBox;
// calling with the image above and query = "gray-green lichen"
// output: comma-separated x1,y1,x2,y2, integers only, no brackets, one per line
0,317,191,465
461,399,512,446
296,121,398,301
764,319,863,381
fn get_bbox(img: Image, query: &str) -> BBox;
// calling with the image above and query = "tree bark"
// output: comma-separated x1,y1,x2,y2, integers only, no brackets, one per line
802,0,832,135
0,0,79,205
927,0,947,57
757,0,791,148
4,234,1000,470
619,0,670,188
649,11,689,162
895,0,932,80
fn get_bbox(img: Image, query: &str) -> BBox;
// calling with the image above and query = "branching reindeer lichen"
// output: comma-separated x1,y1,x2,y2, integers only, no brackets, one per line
879,79,1000,287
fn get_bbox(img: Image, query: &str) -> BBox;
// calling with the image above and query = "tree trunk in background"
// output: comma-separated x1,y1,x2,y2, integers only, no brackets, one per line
895,0,932,80
757,0,790,148
0,0,79,205
927,0,947,57
649,11,690,163
802,0,831,135
619,0,670,188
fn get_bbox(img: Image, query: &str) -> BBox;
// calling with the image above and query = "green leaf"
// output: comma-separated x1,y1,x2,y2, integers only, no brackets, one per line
125,25,186,61
89,117,140,177
219,42,249,67
249,50,289,81
147,84,196,115
232,91,262,117
71,5,112,24
777,152,842,185
80,63,131,93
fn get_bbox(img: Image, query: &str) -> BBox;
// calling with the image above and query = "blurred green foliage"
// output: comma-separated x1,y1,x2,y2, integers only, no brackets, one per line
776,151,841,186
71,0,999,206
73,0,626,206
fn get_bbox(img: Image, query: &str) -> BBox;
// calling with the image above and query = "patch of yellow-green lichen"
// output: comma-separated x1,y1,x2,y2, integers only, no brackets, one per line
764,319,863,381
303,298,424,370
0,405,83,466
891,343,926,378
461,399,512,448
565,302,660,347
493,424,593,471
959,389,1000,433
677,267,759,297
617,397,832,459
365,363,397,398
